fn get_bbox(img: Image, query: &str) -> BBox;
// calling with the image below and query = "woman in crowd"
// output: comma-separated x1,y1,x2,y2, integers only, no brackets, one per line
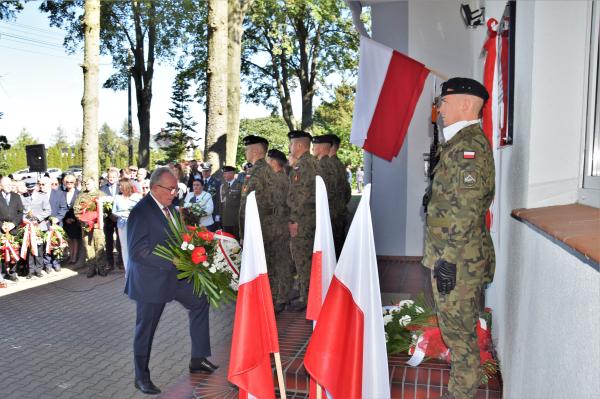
112,177,142,273
62,174,82,265
182,179,215,231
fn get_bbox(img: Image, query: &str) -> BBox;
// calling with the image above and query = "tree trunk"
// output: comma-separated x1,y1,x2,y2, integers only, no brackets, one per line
226,0,253,167
81,0,100,181
205,0,228,172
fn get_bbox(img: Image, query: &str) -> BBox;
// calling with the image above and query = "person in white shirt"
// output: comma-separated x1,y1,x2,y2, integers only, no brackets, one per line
182,179,215,230
112,178,142,273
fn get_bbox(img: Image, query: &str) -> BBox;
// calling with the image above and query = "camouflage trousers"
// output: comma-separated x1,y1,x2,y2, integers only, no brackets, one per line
290,232,314,304
83,228,106,273
431,270,483,399
264,228,294,306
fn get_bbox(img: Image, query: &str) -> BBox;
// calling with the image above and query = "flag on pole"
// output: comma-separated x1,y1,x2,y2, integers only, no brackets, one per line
304,184,390,399
306,176,337,322
228,191,279,399
350,36,430,161
306,176,337,399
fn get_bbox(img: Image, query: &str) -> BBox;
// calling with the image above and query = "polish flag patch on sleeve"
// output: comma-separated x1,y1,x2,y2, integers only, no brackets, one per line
463,151,476,159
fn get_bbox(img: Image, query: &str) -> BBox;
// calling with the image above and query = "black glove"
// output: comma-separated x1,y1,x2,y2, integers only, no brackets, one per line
434,259,457,295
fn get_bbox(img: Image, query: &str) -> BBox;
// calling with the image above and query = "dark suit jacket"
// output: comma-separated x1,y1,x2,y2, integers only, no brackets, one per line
125,194,179,304
202,176,221,218
0,192,24,234
49,189,68,221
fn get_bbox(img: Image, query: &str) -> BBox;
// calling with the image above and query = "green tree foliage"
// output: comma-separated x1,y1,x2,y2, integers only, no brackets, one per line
313,84,362,169
236,116,289,166
156,75,198,162
40,0,203,168
0,1,24,20
99,123,129,172
242,0,359,131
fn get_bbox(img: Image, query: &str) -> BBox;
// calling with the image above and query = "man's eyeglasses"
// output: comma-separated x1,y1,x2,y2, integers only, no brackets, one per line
156,184,177,195
130,169,138,172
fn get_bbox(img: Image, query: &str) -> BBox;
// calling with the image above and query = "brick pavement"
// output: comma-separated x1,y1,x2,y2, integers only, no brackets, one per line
0,269,234,399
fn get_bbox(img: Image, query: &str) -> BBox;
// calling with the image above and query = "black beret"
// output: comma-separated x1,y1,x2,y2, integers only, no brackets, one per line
222,166,236,173
328,134,341,146
267,148,287,163
242,135,269,146
287,130,312,140
312,135,334,144
441,77,489,102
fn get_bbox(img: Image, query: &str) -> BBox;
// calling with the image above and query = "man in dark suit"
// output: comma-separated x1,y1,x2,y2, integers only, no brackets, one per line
101,167,121,271
0,176,24,281
218,166,242,238
125,167,218,395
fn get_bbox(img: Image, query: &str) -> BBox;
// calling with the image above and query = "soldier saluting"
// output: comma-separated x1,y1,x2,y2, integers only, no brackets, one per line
422,77,495,399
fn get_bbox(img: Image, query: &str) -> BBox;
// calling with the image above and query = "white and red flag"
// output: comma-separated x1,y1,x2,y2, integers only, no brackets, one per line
351,36,430,161
306,176,337,399
304,184,390,399
228,191,279,399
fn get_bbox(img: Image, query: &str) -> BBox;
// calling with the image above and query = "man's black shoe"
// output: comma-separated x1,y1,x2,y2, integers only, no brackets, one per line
97,269,107,277
6,274,18,282
87,270,96,278
45,267,53,273
35,270,43,278
189,357,219,374
54,266,61,272
134,379,161,395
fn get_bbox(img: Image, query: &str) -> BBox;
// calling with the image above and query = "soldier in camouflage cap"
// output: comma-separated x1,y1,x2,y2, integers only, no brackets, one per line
422,77,495,399
286,130,318,311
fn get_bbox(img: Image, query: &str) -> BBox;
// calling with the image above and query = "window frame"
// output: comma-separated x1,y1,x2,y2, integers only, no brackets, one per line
579,1,600,207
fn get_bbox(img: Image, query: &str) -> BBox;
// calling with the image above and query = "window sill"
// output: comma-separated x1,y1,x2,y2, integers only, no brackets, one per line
511,204,600,269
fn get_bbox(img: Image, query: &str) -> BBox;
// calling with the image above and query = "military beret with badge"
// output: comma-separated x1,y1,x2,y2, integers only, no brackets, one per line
242,135,269,146
312,135,334,145
287,130,312,140
440,77,489,102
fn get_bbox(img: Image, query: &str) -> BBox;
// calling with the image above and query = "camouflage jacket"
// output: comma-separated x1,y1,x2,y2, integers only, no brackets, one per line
316,155,337,215
239,158,275,238
422,123,495,283
330,155,351,215
287,151,317,235
263,169,290,237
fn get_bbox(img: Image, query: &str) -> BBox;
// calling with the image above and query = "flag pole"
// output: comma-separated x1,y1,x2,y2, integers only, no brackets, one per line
273,352,287,399
316,383,323,399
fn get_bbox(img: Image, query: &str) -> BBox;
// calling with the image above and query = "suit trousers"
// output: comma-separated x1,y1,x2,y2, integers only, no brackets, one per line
133,283,211,382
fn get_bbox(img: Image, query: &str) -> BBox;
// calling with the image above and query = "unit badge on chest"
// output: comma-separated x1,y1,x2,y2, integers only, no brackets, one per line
460,170,478,189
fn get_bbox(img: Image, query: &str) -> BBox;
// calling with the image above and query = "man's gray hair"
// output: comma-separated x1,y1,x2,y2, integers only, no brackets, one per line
150,167,175,188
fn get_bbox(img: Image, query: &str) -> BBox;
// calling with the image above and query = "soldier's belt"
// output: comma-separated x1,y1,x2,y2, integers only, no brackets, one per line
426,216,451,228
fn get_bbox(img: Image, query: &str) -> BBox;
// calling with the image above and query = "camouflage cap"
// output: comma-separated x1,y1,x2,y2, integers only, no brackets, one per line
441,77,489,102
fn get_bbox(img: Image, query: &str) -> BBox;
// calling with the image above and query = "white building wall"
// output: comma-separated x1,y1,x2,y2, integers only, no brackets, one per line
364,0,600,397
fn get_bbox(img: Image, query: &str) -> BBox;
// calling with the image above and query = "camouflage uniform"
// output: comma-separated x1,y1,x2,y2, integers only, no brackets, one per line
316,156,337,218
422,123,495,399
329,154,351,257
74,190,107,275
264,169,294,306
287,151,318,304
239,158,274,239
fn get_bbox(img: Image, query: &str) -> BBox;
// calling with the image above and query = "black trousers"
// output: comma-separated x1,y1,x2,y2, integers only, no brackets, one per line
133,284,211,382
103,218,120,266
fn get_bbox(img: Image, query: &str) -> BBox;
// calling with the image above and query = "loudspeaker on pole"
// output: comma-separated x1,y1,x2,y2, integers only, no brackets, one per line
26,144,47,173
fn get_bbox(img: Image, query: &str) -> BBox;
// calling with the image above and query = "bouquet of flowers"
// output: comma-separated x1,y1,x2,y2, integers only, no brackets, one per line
1,223,20,264
17,220,44,259
153,214,240,308
44,225,68,259
74,192,104,233
181,196,210,225
384,296,498,384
